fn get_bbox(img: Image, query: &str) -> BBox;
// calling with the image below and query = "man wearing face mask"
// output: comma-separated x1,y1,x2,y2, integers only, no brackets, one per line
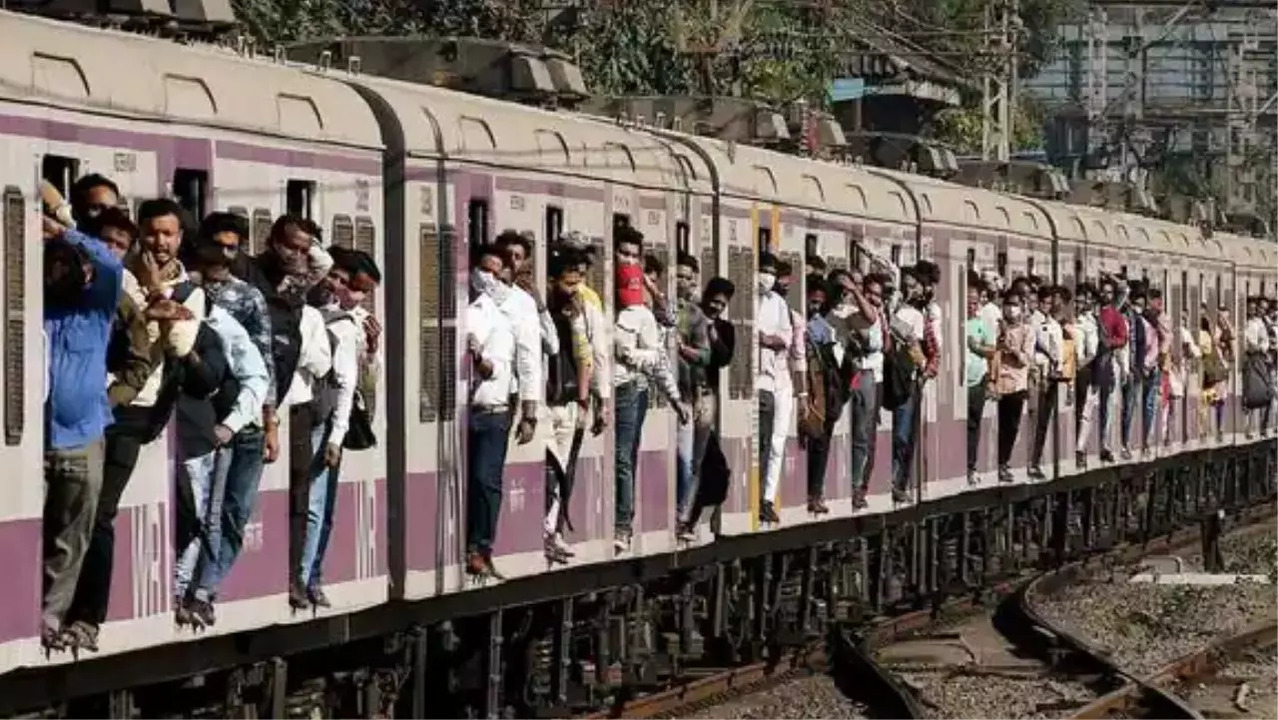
673,252,713,541
1073,283,1101,468
1028,285,1064,479
799,272,843,514
992,292,1035,482
496,231,558,448
295,247,380,605
613,255,686,553
885,268,928,504
466,244,520,577
827,270,883,509
41,214,124,651
755,252,793,524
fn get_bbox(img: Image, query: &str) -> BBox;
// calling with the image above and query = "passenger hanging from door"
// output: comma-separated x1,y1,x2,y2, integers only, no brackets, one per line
992,290,1034,483
673,251,713,541
755,252,794,524
1028,284,1065,479
964,277,995,486
1072,282,1101,469
800,270,844,514
542,247,592,564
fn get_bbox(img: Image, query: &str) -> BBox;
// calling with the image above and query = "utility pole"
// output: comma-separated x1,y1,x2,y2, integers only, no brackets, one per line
1085,6,1109,177
981,0,1018,162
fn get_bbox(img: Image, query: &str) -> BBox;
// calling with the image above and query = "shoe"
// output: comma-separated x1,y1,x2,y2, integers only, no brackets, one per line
40,623,66,652
1100,450,1115,463
891,487,911,504
61,620,99,653
481,552,505,580
998,465,1013,483
544,535,571,565
288,580,310,610
675,523,697,543
1120,447,1132,461
466,552,488,576
1028,465,1045,480
759,501,780,524
851,488,868,510
307,586,331,609
1075,452,1087,470
187,597,216,627
613,532,631,554
966,470,979,487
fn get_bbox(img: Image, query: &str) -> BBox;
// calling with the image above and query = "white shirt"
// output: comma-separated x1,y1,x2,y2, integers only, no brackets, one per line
279,305,334,408
497,285,545,403
1244,317,1270,354
830,307,884,382
468,293,517,408
613,304,680,403
204,304,271,434
894,304,925,344
320,306,362,447
1075,312,1099,369
1031,309,1063,373
979,301,1002,343
117,266,204,408
580,294,612,400
756,290,793,393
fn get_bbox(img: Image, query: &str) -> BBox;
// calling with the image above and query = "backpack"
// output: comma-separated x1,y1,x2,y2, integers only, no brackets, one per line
314,312,378,450
881,344,918,411
800,336,846,437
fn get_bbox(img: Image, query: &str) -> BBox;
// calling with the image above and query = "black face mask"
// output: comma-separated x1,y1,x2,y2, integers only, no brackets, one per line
774,284,790,298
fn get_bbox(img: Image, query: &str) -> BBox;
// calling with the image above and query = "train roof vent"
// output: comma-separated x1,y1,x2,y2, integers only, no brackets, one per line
581,96,791,147
285,37,581,108
1126,186,1158,216
952,159,1070,199
840,131,956,179
14,0,172,19
170,0,234,26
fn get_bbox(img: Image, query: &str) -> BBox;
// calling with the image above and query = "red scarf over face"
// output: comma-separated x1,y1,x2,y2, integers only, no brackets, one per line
617,263,644,308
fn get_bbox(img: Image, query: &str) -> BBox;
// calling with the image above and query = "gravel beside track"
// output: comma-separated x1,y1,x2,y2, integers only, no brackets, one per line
895,669,1094,719
1034,576,1276,677
1179,643,1278,718
684,673,869,720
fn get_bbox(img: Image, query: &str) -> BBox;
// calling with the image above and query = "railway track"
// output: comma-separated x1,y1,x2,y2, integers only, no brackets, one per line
574,502,1274,720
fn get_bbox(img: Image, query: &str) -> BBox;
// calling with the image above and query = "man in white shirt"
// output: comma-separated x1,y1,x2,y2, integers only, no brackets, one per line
1242,296,1272,438
1072,283,1101,469
756,253,793,524
1028,285,1065,479
496,231,557,445
466,244,520,578
298,247,381,607
828,271,884,510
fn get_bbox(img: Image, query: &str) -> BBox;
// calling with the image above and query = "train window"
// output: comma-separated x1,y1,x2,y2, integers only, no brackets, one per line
996,251,1008,277
545,205,564,245
1119,264,1128,278
468,199,490,248
228,206,249,220
172,168,207,222
890,244,902,267
286,180,316,219
804,232,818,260
41,155,79,199
966,247,976,272
332,215,354,249
355,216,376,258
700,243,716,283
250,208,273,256
727,245,753,400
757,226,772,255
676,221,690,255
3,186,24,447
1074,257,1083,280
418,224,445,423
1027,256,1035,277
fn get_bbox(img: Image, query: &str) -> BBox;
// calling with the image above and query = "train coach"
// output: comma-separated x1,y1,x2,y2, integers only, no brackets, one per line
0,8,1273,717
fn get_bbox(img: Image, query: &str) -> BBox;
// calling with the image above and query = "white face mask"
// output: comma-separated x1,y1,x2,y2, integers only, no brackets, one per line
470,268,500,298
830,303,854,319
757,272,776,294
1004,306,1023,322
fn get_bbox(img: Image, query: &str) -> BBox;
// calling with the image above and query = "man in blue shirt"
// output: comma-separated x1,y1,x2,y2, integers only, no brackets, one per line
42,224,123,650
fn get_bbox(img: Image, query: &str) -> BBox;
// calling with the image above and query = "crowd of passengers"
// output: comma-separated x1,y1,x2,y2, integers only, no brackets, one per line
40,174,383,653
466,226,1278,579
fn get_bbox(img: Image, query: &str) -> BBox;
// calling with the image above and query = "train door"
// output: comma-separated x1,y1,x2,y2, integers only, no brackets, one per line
770,212,806,525
714,200,755,537
806,225,853,514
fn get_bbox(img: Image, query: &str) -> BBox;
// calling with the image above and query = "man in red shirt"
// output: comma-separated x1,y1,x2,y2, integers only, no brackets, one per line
1096,277,1128,462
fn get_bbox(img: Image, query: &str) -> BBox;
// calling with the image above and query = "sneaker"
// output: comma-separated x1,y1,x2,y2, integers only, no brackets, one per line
759,501,780,524
613,532,631,554
466,551,488,576
998,465,1014,483
544,535,571,565
40,623,66,652
966,470,979,487
187,597,216,627
1075,451,1087,470
307,586,331,609
1028,465,1046,480
1100,449,1115,464
891,487,911,504
1120,447,1132,461
61,620,99,653
851,488,868,510
288,580,311,610
676,523,697,543
482,554,505,580
807,497,829,515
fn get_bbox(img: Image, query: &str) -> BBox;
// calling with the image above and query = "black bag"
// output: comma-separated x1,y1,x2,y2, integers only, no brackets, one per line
881,345,917,411
695,433,731,508
1241,353,1274,410
342,387,377,450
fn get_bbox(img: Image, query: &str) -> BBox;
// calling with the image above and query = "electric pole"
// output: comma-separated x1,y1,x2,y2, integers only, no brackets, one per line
981,0,1018,162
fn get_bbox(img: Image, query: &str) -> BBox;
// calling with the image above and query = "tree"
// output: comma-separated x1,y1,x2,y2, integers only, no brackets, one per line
930,94,1048,155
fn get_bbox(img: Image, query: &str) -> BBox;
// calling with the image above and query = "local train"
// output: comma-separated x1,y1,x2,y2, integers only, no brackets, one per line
0,7,1273,714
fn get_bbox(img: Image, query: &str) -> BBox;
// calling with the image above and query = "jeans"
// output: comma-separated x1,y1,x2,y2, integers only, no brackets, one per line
676,392,715,522
175,449,230,600
890,389,918,492
613,381,649,536
1140,368,1161,448
194,426,266,600
67,420,144,626
287,403,320,588
1120,374,1138,450
466,409,513,554
966,383,986,472
43,439,105,631
300,421,341,590
1030,383,1058,468
848,370,876,492
997,391,1027,467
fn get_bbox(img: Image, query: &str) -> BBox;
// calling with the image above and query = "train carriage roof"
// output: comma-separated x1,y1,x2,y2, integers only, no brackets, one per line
329,74,709,194
0,10,381,148
863,166,1053,241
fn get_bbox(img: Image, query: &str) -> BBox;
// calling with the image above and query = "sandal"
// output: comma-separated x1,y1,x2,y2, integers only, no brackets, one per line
61,620,99,652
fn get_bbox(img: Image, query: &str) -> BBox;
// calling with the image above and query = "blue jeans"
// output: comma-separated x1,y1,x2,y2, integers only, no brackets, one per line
300,422,340,590
848,370,876,492
1141,368,1161,448
195,426,266,600
466,409,512,554
614,381,649,536
175,449,230,600
890,390,918,492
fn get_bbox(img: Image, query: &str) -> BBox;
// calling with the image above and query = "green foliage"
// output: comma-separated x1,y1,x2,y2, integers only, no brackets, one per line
931,95,1048,154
